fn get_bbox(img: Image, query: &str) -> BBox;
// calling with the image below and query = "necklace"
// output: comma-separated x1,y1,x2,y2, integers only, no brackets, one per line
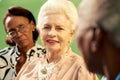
38,58,55,80
38,48,70,80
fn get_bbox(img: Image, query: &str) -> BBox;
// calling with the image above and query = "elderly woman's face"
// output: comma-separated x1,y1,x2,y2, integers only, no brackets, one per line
39,14,72,52
5,16,35,47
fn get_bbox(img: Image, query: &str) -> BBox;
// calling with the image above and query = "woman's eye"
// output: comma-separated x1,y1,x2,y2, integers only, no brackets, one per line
8,31,16,36
43,26,50,29
19,25,25,30
56,27,64,30
42,24,51,30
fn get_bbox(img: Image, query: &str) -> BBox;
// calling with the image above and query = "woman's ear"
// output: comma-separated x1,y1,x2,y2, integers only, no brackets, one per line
30,21,35,31
71,30,75,36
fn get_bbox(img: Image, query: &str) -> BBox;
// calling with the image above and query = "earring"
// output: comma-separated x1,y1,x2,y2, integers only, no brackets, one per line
67,41,71,48
68,41,70,44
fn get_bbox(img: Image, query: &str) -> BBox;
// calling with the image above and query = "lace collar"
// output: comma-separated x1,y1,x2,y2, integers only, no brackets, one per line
38,48,71,80
38,57,55,80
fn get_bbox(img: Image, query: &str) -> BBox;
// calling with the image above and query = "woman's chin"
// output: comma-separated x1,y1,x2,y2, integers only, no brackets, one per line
46,46,59,52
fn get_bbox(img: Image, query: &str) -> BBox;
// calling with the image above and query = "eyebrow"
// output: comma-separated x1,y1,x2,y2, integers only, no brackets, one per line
43,24,50,26
8,28,16,32
7,24,24,32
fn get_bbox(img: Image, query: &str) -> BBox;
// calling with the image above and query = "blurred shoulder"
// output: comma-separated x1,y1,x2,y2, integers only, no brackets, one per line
70,52,99,80
70,51,84,64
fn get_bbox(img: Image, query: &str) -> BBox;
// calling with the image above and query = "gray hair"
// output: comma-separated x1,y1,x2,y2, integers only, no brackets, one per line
78,0,120,47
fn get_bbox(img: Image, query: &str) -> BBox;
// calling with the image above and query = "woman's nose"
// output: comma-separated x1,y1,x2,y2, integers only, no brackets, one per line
48,28,56,37
16,31,23,37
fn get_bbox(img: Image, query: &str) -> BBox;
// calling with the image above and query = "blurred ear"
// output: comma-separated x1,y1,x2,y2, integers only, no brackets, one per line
30,21,35,31
90,27,101,53
71,30,75,36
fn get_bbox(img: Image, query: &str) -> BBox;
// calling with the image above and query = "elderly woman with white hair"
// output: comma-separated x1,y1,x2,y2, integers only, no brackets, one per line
15,0,98,80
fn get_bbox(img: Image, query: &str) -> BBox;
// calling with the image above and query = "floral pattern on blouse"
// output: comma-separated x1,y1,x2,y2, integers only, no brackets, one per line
0,44,46,80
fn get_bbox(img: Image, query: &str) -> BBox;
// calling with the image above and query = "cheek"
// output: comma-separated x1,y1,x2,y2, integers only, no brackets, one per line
27,32,33,39
40,32,47,43
62,36,72,47
40,35,45,42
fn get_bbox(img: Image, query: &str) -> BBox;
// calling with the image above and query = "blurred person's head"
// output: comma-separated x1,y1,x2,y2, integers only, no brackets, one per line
37,0,78,54
3,6,39,48
76,0,120,79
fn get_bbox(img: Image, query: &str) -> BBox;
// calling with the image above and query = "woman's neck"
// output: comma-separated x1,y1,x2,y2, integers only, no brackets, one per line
16,42,35,73
46,47,69,63
18,42,35,54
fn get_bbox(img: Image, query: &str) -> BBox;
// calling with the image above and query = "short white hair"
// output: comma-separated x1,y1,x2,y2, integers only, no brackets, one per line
37,0,78,31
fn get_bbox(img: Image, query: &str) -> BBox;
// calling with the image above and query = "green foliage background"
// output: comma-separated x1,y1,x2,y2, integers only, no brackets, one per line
0,0,81,54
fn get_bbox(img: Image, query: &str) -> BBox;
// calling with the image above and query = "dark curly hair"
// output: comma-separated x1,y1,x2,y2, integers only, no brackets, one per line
3,6,39,46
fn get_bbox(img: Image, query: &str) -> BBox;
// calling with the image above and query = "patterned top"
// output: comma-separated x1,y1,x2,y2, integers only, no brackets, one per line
16,48,98,80
0,44,46,80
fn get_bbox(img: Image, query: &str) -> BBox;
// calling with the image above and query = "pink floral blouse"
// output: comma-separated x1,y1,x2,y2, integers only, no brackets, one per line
15,49,98,80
